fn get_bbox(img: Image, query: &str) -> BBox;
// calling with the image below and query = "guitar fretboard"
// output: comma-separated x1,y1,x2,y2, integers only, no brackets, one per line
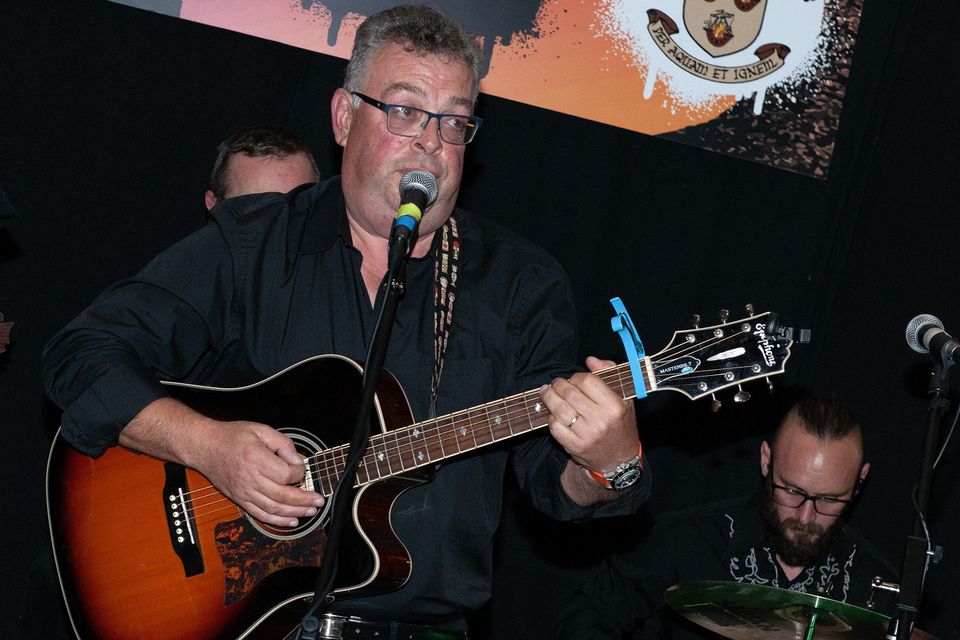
307,362,642,495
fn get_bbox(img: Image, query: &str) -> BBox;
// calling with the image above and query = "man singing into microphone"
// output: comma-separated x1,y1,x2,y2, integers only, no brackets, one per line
42,5,647,638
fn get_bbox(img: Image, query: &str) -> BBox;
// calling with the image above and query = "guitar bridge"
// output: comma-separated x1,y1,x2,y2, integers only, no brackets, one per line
163,462,204,577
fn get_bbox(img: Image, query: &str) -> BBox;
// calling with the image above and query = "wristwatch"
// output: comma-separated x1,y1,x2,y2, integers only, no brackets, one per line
582,444,644,491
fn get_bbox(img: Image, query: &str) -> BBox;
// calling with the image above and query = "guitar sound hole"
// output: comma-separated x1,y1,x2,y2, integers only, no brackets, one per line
248,427,331,540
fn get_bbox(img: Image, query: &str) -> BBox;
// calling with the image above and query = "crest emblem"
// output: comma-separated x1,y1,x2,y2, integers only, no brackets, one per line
684,0,768,57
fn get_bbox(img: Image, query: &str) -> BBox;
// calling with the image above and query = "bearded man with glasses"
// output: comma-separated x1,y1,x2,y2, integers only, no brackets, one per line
555,397,898,640
759,400,868,578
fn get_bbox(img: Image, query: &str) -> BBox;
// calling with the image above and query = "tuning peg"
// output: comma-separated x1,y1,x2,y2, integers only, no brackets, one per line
734,385,751,403
744,303,755,316
690,314,701,328
765,377,775,393
710,394,722,412
718,309,729,323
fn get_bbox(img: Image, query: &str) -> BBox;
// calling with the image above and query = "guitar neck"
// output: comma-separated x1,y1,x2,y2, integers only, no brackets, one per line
309,362,643,494
305,310,794,495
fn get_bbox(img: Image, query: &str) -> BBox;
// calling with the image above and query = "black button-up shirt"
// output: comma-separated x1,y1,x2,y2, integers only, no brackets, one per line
43,176,650,625
556,493,897,639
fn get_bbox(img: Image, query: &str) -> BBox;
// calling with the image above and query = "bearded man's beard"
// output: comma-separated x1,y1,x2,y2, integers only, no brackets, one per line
760,488,847,568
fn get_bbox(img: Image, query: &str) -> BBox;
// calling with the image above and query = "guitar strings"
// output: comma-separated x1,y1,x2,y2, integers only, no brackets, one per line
310,388,550,492
173,325,767,528
651,327,766,387
306,327,754,492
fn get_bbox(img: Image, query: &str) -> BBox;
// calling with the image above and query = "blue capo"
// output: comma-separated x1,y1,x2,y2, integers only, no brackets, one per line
609,297,647,399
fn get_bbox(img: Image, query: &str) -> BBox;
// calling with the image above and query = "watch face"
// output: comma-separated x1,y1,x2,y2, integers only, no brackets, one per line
612,467,642,491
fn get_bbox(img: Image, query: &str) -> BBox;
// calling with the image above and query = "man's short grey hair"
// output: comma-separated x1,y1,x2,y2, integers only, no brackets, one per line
343,5,483,103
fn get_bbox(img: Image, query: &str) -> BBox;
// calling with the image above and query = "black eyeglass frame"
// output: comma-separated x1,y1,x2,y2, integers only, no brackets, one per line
767,475,861,516
351,91,483,145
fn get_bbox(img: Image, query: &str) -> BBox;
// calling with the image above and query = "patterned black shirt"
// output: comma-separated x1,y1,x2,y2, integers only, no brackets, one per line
556,493,897,639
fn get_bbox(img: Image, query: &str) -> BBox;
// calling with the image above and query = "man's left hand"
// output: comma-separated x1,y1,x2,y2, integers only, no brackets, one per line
541,356,640,476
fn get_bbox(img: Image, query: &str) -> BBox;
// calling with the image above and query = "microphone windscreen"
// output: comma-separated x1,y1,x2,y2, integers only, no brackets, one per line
905,313,943,353
399,170,439,207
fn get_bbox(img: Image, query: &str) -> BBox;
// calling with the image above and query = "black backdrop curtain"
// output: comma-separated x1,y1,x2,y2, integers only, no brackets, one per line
1,1,957,638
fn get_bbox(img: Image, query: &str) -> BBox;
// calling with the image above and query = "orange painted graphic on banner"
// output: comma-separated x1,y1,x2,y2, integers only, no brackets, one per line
480,1,734,134
180,0,732,136
133,0,863,177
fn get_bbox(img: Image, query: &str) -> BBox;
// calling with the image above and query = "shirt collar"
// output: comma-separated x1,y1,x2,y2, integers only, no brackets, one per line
293,175,449,261
291,175,347,254
723,490,860,591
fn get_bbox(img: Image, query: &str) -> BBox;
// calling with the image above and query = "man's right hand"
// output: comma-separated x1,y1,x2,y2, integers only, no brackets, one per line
118,397,326,528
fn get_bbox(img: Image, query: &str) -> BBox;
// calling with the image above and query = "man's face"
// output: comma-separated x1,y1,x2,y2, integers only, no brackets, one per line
759,419,868,567
332,42,475,242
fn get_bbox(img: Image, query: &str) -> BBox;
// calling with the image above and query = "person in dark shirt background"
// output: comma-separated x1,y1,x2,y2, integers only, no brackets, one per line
555,397,897,640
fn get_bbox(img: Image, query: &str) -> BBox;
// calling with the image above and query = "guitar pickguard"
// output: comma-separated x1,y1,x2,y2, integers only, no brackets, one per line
215,518,325,606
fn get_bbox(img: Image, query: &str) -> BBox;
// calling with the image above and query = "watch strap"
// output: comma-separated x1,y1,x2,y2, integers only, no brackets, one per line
578,442,644,490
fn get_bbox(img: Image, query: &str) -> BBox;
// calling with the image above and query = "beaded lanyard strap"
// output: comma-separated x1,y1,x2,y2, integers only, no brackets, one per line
429,216,460,416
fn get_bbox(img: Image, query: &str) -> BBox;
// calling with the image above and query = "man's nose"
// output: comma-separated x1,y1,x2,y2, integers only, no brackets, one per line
414,116,444,153
796,498,819,524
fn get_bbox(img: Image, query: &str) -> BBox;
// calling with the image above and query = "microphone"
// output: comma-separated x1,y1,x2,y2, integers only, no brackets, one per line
905,314,960,363
390,170,438,256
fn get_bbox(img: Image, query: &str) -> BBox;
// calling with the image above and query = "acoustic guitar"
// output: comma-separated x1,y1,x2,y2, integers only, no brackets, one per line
46,310,794,639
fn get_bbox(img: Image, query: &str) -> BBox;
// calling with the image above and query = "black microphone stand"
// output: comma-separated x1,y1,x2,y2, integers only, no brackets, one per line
291,232,415,640
888,357,951,640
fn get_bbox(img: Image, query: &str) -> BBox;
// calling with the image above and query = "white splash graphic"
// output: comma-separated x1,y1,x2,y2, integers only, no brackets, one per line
597,0,836,115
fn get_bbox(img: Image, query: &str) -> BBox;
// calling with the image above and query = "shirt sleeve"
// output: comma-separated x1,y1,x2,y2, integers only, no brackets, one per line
41,225,234,456
506,257,651,520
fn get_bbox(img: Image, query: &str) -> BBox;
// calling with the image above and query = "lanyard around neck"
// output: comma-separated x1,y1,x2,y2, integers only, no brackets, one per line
429,216,459,417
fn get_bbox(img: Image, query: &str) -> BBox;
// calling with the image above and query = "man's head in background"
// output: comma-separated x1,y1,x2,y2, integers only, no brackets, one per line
760,397,871,568
205,124,320,210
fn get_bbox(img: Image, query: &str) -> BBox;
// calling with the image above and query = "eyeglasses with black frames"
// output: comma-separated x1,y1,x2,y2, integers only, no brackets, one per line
768,477,859,516
351,92,483,145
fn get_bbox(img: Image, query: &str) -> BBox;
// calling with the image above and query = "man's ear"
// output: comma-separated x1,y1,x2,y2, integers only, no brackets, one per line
760,440,772,477
852,462,870,497
331,88,355,147
204,190,217,211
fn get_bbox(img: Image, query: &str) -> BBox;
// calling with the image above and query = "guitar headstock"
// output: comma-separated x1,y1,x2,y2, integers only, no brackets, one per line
648,307,793,402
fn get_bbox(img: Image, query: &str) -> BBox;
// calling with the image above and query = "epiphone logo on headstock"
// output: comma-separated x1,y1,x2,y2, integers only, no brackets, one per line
754,323,776,367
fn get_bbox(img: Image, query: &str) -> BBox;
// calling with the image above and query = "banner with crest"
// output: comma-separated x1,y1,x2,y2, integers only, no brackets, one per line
107,0,865,178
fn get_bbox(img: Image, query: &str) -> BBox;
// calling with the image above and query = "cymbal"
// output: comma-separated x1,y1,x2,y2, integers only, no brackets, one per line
664,581,934,640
